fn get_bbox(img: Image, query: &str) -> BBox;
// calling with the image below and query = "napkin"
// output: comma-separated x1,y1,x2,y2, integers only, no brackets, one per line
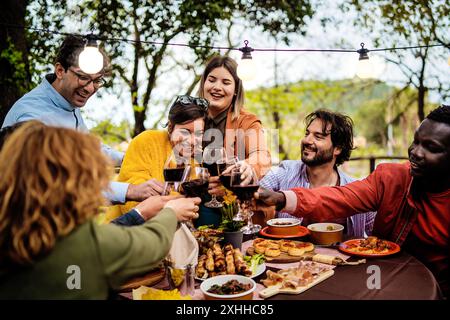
168,223,199,268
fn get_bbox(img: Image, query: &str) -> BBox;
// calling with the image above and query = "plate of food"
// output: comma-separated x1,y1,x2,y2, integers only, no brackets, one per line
259,261,334,299
246,238,315,263
195,243,265,281
339,236,400,257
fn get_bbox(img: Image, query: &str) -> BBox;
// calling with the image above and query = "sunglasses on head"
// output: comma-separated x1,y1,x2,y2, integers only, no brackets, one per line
173,95,209,111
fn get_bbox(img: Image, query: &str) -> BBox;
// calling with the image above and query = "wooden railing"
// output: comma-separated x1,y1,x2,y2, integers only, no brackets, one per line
349,156,409,173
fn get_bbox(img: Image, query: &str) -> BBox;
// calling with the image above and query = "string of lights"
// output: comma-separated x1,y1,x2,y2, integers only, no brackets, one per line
1,23,447,79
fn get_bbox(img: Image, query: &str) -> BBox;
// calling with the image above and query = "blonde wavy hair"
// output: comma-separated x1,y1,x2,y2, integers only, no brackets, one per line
0,121,112,268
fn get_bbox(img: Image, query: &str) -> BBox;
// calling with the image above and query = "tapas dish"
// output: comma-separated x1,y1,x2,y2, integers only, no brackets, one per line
200,275,256,300
259,261,334,298
246,238,315,263
339,236,400,257
195,243,262,280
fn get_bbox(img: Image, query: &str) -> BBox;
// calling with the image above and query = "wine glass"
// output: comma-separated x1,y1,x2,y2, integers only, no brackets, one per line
230,167,261,234
202,147,227,208
218,156,239,191
180,166,210,202
162,152,189,195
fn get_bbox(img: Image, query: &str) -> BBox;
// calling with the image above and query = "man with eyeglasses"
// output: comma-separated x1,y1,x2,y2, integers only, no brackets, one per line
2,35,161,205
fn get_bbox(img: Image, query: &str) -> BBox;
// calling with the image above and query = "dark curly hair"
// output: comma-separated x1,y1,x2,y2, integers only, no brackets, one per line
304,109,355,166
426,105,450,125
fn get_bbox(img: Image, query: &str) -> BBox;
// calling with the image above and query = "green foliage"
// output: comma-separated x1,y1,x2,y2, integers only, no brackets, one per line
72,0,315,135
25,0,68,86
218,201,244,232
90,119,132,146
340,0,449,120
246,78,438,163
0,38,29,95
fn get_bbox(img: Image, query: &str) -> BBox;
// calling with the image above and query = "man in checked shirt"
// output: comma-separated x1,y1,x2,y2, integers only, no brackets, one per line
259,109,376,238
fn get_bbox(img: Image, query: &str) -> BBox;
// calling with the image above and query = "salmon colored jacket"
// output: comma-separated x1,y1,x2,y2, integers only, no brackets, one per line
223,107,272,179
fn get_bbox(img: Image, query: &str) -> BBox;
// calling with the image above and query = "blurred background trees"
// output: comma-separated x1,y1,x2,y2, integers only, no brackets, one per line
0,0,448,177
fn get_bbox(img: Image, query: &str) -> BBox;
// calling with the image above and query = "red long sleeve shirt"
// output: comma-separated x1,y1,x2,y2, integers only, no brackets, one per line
283,162,450,297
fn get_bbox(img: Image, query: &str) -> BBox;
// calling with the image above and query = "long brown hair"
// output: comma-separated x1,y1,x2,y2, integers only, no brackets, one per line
0,121,112,268
198,55,245,120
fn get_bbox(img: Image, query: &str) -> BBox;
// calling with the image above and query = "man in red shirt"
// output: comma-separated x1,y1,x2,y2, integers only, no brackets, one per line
256,105,450,298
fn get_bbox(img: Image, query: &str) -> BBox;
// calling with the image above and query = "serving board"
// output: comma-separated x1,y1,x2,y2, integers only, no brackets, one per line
259,269,335,299
119,268,165,291
246,244,315,263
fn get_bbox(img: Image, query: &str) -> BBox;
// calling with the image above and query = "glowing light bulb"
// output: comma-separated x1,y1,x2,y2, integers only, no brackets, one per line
237,57,257,81
78,36,103,74
356,58,373,79
356,42,373,79
237,40,257,81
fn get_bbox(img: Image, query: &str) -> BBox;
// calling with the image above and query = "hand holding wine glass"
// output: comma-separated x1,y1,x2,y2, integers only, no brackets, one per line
230,166,261,234
180,165,210,203
202,147,227,208
221,159,254,186
162,152,189,195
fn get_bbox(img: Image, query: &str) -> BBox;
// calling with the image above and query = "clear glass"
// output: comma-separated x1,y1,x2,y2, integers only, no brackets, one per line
202,147,227,208
230,167,261,234
180,165,210,201
162,152,189,195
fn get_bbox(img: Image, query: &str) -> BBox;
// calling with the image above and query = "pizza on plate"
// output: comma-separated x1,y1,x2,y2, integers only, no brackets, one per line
345,236,396,254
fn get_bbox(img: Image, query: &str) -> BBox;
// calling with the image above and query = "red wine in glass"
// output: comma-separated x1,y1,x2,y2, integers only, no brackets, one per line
230,168,261,234
202,162,226,176
163,167,186,182
229,185,259,201
219,174,232,190
181,179,209,201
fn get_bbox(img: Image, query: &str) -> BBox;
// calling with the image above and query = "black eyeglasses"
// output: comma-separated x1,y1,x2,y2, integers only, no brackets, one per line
173,95,209,111
68,68,107,89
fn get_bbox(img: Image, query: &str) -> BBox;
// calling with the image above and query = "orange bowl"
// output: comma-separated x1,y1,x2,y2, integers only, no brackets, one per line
266,218,301,236
200,275,256,300
307,223,344,245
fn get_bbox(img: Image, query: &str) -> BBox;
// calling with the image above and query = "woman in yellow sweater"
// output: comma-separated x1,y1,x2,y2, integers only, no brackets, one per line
108,95,208,219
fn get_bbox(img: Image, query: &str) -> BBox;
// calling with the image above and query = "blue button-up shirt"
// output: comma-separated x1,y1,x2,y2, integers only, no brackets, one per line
260,160,376,238
2,74,128,203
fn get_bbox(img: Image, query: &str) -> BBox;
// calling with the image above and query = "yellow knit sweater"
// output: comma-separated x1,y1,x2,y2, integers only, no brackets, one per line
105,130,173,222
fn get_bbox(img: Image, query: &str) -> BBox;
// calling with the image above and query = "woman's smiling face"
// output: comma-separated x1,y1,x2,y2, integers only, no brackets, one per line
170,118,205,158
203,66,236,114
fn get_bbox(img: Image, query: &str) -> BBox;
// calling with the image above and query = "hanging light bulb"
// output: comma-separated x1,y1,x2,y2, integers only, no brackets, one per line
356,43,373,79
78,34,104,74
237,40,257,81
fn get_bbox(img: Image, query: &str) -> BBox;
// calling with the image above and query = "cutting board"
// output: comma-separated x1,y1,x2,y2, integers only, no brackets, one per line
246,245,315,263
259,269,335,299
119,268,165,291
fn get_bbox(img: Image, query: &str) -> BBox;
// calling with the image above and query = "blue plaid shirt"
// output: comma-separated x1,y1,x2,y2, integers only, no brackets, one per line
260,160,376,238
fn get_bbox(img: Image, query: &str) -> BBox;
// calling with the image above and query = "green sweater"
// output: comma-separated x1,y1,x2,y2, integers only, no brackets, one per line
0,208,177,299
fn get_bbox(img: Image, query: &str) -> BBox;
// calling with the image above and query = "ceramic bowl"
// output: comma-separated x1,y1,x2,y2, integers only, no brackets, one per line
200,275,256,300
266,218,301,236
307,223,344,245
